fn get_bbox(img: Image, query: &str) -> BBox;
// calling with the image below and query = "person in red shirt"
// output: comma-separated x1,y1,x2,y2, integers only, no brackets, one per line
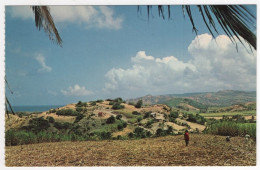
184,130,189,146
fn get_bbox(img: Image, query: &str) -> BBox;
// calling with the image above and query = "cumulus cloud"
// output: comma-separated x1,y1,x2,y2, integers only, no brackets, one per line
8,6,123,30
35,54,52,72
61,84,93,96
103,34,256,98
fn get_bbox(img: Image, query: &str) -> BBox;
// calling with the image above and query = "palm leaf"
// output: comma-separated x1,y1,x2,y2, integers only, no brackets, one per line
31,6,62,46
145,5,256,50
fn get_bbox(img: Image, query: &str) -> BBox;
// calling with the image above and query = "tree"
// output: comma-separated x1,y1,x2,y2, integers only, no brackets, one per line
135,100,143,108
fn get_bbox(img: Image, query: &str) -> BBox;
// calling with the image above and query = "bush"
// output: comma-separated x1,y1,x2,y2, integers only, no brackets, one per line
106,116,116,124
143,111,152,119
170,111,179,118
47,116,55,123
156,128,164,136
26,117,50,133
96,99,104,103
112,103,125,110
135,100,143,108
74,114,85,123
56,109,79,116
117,124,124,131
132,111,141,115
100,131,111,140
128,132,134,138
76,107,84,113
145,119,154,128
116,114,122,120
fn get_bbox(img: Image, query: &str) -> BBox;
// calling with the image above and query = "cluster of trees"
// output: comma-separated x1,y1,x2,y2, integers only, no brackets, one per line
187,114,206,125
109,98,125,110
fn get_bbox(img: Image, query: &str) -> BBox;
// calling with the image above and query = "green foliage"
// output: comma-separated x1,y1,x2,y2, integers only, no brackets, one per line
49,109,56,113
96,99,104,103
54,122,72,130
205,121,256,140
112,102,125,110
23,117,50,133
106,116,116,124
143,111,152,119
74,114,85,123
116,114,122,120
56,109,79,116
76,107,84,113
132,111,141,115
187,114,206,125
90,101,97,106
169,111,179,122
100,131,111,140
135,100,143,108
156,128,164,136
145,119,154,128
47,116,55,123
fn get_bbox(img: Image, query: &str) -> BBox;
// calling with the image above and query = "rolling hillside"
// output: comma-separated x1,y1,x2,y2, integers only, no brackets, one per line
127,90,256,107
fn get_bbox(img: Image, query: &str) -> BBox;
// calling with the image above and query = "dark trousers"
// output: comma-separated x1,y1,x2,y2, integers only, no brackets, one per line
185,140,189,146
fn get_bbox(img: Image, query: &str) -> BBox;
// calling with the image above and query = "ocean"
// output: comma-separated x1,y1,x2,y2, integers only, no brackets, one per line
11,105,64,112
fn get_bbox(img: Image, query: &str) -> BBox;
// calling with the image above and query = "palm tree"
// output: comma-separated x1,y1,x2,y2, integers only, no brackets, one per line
31,5,256,50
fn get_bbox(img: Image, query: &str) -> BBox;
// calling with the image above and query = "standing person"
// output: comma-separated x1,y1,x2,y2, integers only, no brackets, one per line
184,130,189,146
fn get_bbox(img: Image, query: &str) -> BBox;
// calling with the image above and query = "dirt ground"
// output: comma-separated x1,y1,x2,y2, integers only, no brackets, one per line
5,134,256,166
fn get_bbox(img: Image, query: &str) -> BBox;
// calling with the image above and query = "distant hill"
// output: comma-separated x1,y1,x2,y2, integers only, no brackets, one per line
126,90,256,108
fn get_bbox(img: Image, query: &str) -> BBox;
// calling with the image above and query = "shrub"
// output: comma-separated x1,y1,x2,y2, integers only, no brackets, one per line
137,117,143,122
106,116,116,124
132,111,141,115
156,128,164,136
135,100,143,108
56,109,79,116
74,114,85,123
116,114,122,120
26,117,50,133
128,132,134,138
112,103,125,110
90,101,97,106
170,111,179,118
96,99,104,103
49,109,56,113
100,131,111,140
143,111,152,119
47,116,55,123
76,107,84,113
117,124,124,131
166,126,173,134
145,119,154,128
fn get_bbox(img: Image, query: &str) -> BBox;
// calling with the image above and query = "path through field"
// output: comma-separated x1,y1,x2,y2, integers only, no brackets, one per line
5,134,256,166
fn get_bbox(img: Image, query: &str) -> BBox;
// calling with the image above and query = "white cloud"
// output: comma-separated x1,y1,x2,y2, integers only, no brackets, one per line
61,84,93,96
35,54,52,72
8,6,123,30
103,34,256,98
8,6,33,19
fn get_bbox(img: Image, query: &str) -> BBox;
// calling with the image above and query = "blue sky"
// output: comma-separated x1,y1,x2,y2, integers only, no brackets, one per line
5,5,257,106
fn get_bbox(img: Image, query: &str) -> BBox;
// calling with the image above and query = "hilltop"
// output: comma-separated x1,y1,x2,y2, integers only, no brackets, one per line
127,90,256,108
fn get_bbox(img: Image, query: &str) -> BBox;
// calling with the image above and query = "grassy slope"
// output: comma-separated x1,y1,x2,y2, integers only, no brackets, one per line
5,134,256,166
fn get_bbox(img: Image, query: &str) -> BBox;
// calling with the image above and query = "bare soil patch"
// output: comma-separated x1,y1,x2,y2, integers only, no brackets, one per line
5,134,256,166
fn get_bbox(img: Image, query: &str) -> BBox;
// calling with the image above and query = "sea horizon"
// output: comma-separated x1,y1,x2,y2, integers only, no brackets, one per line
11,105,65,112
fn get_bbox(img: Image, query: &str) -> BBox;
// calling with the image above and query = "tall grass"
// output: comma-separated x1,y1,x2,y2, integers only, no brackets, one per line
5,130,90,146
205,121,256,140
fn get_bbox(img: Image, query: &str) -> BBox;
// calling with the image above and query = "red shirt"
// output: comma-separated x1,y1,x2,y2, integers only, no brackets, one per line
184,132,189,141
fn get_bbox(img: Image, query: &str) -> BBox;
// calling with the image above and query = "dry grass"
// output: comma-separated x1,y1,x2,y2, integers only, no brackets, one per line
5,134,256,166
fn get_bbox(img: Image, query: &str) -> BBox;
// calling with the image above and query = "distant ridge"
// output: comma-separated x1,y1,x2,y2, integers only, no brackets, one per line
126,90,256,107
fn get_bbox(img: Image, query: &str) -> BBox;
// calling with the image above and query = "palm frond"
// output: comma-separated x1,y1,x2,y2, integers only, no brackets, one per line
31,6,62,46
5,97,15,117
144,5,256,50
